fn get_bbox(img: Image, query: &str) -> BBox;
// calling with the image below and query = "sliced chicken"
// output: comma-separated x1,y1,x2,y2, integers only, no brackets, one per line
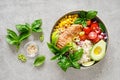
57,24,83,48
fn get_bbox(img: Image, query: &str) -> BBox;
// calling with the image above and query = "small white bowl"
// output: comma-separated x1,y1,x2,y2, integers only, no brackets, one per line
24,41,39,58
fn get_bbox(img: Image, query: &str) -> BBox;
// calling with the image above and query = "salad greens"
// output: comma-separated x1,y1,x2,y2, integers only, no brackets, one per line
99,22,106,32
74,10,97,27
47,42,84,71
6,19,44,50
33,55,46,67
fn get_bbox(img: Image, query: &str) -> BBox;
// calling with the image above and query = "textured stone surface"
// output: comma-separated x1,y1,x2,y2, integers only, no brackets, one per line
0,0,120,80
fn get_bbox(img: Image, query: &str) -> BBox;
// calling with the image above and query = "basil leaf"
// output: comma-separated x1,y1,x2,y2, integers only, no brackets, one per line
71,61,80,69
51,54,62,60
69,48,84,61
19,31,30,42
32,28,42,32
57,57,71,71
79,11,86,18
16,23,30,33
51,31,59,45
31,19,42,32
6,35,19,45
47,43,60,54
74,18,87,27
74,18,82,24
33,55,46,67
86,10,97,20
51,45,70,60
99,22,106,32
60,45,70,55
7,29,18,40
39,32,44,42
81,20,87,27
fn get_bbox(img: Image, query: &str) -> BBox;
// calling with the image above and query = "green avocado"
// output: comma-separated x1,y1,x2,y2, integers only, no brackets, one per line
90,40,106,61
51,31,59,45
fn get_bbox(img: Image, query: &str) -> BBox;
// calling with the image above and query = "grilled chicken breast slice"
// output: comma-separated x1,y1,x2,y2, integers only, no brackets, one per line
57,24,83,48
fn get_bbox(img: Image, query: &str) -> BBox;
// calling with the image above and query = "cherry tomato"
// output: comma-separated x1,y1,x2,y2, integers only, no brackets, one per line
88,31,97,40
86,20,91,26
79,35,87,41
90,22,99,31
92,37,100,43
83,27,91,34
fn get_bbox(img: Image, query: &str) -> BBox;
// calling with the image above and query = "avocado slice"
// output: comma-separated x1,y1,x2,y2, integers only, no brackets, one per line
51,31,59,45
90,40,106,61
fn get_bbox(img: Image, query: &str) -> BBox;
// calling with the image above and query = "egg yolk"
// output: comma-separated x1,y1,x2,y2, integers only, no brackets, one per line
94,46,102,55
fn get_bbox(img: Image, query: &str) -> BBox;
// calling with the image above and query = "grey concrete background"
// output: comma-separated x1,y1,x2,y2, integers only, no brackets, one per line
0,0,120,80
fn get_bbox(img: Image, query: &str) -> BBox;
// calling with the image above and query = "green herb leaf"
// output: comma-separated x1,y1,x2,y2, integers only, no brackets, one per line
74,18,82,24
31,19,42,32
79,11,86,18
57,57,71,71
51,54,62,60
33,55,46,67
81,20,87,27
69,48,84,61
47,43,60,54
16,23,30,33
86,10,97,20
51,45,70,60
19,31,30,42
7,29,18,40
74,18,87,27
6,35,19,45
99,22,106,32
71,61,80,69
60,45,70,54
39,32,44,42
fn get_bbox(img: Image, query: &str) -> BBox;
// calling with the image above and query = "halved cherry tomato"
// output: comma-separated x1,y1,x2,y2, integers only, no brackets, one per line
86,20,91,26
88,31,97,40
79,35,87,41
92,37,100,43
90,22,99,31
83,27,91,34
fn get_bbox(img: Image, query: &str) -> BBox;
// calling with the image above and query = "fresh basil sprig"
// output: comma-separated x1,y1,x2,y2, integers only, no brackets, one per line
57,48,84,71
47,42,84,71
57,56,71,71
6,19,44,50
74,10,97,27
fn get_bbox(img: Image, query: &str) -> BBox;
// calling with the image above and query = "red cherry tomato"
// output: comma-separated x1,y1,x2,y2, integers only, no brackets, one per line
91,22,99,31
79,35,87,41
88,31,97,40
83,27,91,34
86,20,91,26
92,37,100,43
